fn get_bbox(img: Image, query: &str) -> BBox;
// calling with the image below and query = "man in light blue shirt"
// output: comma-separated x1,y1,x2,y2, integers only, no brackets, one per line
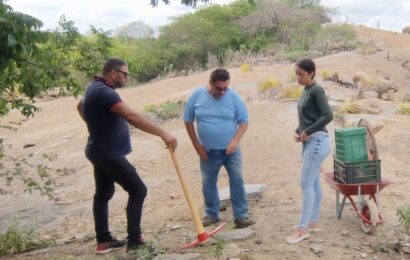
184,68,255,228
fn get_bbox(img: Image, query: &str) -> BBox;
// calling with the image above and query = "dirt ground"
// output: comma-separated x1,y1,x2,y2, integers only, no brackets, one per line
0,26,410,260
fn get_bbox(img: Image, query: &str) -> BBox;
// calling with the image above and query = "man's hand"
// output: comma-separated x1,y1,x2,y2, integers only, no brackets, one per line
225,141,238,155
293,132,301,142
194,143,208,161
299,131,310,142
162,132,178,151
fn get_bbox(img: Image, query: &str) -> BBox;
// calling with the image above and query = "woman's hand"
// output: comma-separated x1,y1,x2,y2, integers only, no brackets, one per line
293,132,301,142
299,131,310,142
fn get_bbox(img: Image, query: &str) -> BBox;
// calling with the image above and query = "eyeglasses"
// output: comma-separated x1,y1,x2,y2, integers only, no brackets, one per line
213,86,229,92
115,69,129,78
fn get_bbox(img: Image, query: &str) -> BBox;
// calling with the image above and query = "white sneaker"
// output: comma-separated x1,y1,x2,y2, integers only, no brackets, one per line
292,225,320,233
286,229,309,244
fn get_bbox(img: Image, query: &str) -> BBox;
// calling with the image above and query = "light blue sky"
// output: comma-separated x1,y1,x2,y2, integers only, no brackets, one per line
8,0,410,33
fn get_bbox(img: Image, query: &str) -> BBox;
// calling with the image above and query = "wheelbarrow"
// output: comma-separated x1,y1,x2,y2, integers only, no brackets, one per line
323,171,393,234
324,119,393,233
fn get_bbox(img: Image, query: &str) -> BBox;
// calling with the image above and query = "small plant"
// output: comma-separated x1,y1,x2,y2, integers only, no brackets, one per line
0,223,54,256
398,102,410,114
258,77,282,93
128,241,160,260
144,101,185,121
211,236,226,258
397,205,410,232
281,85,303,99
288,71,296,83
321,69,333,80
358,44,377,55
240,63,251,72
340,99,360,114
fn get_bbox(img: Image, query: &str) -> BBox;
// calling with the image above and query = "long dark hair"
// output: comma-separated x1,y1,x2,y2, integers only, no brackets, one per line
296,58,316,79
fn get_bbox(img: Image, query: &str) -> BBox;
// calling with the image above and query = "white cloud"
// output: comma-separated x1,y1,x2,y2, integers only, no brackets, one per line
8,0,234,33
8,0,410,33
321,0,410,31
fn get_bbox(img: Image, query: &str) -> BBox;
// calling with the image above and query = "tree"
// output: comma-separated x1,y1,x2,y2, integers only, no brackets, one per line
114,21,154,43
0,0,111,197
151,0,254,7
238,0,329,48
151,0,210,6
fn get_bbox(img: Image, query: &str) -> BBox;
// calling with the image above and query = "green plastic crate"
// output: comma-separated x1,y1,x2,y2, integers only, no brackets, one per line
334,158,381,184
335,127,368,163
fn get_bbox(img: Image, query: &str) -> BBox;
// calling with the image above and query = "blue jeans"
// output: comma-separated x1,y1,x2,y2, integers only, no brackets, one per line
298,132,330,229
200,149,248,220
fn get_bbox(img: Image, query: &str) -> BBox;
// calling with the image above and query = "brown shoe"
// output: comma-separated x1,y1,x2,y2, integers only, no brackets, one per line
202,216,220,227
234,217,255,228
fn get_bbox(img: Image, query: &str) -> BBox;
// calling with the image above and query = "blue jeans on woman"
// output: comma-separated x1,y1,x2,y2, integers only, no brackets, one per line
298,131,330,229
200,149,248,220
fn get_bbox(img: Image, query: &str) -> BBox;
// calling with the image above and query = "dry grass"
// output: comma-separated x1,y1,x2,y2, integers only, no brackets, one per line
240,63,252,72
280,85,303,99
398,102,410,114
258,77,282,93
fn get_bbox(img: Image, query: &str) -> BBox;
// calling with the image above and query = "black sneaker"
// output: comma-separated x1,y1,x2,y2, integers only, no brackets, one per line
202,216,220,227
234,217,255,228
95,239,127,254
126,235,146,252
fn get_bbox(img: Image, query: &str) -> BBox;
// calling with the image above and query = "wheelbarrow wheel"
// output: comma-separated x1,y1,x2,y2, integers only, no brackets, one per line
360,199,378,234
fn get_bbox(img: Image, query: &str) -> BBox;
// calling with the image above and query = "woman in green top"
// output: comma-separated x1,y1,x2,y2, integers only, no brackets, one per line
287,58,333,244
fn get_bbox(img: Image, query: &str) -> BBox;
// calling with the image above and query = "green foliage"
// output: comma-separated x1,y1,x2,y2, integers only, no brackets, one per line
144,101,185,121
114,20,154,42
397,205,410,232
0,2,112,118
0,222,54,256
127,241,165,260
275,49,308,62
312,24,358,54
159,1,255,69
211,236,227,258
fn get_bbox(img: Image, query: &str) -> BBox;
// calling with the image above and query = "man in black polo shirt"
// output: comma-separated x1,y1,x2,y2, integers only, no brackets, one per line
77,58,177,254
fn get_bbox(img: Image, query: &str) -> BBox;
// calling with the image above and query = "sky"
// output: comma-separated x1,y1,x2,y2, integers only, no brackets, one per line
7,0,410,33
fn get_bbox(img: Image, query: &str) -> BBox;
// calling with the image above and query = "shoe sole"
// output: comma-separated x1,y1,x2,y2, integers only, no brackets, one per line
235,221,255,229
96,245,125,255
292,225,320,233
286,233,309,244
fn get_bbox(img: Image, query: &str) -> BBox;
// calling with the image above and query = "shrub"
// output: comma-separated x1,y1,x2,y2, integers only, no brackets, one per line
258,77,282,93
321,69,333,80
240,63,252,72
281,85,303,99
340,99,360,114
144,101,185,121
398,102,410,115
397,205,410,232
0,223,53,256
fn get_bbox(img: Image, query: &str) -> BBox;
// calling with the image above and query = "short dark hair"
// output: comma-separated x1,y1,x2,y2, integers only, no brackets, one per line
209,68,230,85
296,58,316,79
102,58,127,76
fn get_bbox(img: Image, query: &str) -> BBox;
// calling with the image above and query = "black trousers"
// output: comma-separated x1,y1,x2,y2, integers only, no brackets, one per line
89,156,147,245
